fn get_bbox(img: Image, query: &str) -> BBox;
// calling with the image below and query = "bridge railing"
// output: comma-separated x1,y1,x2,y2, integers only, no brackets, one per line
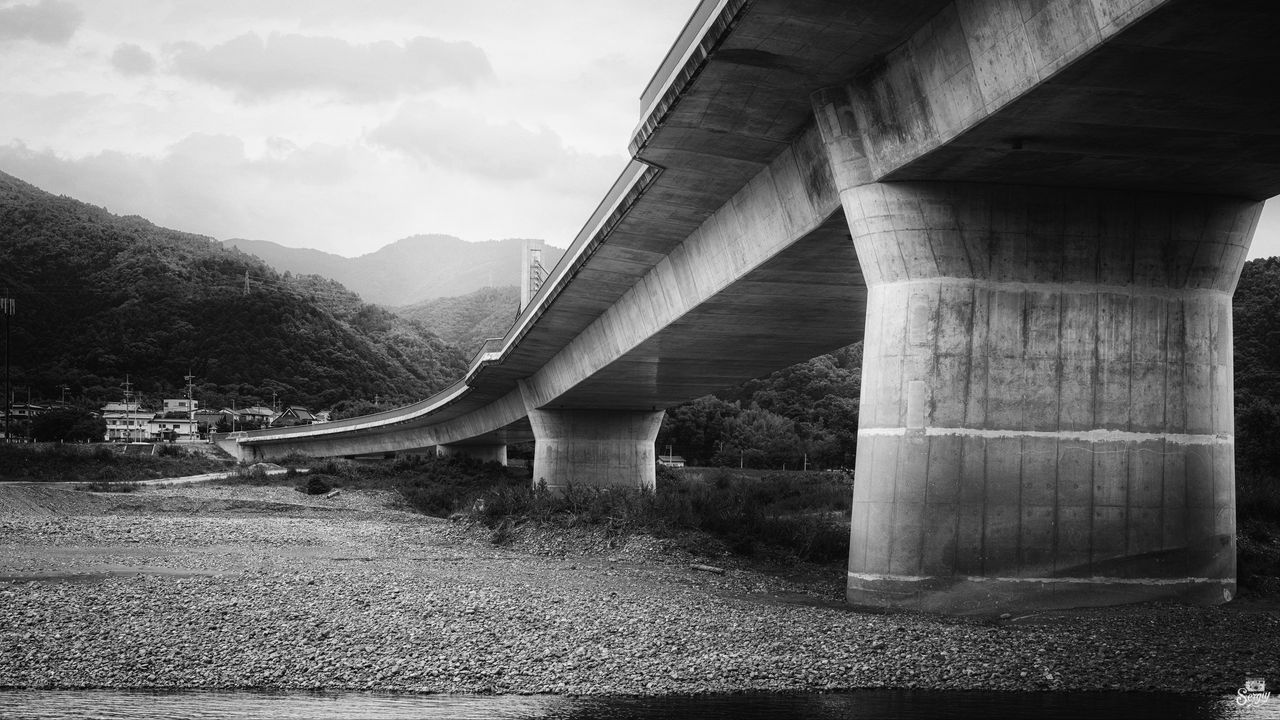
638,0,729,117
632,0,746,154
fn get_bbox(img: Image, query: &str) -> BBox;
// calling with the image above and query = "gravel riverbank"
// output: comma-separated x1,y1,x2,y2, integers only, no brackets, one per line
0,483,1276,696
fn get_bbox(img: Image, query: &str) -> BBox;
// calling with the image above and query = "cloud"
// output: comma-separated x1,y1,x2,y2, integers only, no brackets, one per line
0,0,81,44
368,102,565,181
110,43,156,76
0,136,358,247
167,33,492,102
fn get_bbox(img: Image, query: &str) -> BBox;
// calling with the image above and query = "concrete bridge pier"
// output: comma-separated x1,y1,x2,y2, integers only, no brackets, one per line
436,443,508,465
525,408,664,492
815,96,1260,613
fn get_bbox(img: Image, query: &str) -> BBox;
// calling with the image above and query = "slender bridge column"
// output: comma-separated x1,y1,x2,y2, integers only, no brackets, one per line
815,97,1260,613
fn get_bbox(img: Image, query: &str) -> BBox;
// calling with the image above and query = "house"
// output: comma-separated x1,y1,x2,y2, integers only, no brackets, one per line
102,402,155,442
657,454,686,468
193,409,225,432
4,402,48,420
162,398,198,415
149,398,202,442
271,406,315,428
147,416,199,442
234,406,275,429
0,403,48,439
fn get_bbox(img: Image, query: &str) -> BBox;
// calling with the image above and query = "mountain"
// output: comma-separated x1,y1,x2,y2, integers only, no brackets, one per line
0,170,468,411
396,286,521,355
226,236,564,307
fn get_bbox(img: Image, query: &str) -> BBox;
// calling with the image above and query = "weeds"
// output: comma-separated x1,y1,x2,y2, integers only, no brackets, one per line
216,453,852,563
0,443,226,484
77,480,141,493
433,464,853,564
221,464,274,486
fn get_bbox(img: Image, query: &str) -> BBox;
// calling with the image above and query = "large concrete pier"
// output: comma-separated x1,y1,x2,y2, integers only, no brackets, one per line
837,180,1254,610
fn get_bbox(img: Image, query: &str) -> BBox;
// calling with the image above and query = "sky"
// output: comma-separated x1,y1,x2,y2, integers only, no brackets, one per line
1,0,1278,260
0,0,698,257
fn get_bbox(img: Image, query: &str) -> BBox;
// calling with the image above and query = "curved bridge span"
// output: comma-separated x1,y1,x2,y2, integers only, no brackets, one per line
222,0,1280,614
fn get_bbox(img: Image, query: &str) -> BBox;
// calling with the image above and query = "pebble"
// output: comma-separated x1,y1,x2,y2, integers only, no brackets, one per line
0,484,1277,695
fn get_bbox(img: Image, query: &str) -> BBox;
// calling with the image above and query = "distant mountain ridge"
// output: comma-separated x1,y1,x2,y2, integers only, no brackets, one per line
226,236,564,307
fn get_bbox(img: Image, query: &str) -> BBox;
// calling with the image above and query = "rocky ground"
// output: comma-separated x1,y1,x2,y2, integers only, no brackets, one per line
0,482,1277,696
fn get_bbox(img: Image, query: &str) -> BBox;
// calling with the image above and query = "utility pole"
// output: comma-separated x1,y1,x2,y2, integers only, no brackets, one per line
184,370,196,440
121,375,136,443
2,296,12,443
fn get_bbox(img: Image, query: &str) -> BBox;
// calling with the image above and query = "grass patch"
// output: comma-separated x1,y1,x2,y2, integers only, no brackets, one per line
0,443,229,484
456,465,852,564
208,455,853,564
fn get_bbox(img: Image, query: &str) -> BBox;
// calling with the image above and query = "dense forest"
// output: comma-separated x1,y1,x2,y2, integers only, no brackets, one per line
395,285,521,355
655,345,862,470
1233,257,1280,478
0,171,468,412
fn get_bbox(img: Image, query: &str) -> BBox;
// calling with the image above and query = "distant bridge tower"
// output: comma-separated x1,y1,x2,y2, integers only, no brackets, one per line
519,240,548,311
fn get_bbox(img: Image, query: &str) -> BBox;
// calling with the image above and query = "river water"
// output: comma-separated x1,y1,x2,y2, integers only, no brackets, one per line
0,689,1276,719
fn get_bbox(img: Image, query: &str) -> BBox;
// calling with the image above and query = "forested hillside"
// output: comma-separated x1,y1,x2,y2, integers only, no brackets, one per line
395,286,520,354
0,171,467,411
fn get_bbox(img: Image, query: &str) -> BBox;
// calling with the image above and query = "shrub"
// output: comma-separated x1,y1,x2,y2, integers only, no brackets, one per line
299,475,333,495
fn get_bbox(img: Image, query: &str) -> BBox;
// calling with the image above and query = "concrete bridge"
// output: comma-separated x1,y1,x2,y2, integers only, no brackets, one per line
221,0,1280,613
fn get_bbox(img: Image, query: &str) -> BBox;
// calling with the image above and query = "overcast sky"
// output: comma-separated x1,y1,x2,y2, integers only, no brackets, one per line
0,0,697,257
2,0,1278,260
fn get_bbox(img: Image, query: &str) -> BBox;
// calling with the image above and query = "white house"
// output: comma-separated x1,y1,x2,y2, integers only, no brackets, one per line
102,402,154,442
147,416,199,442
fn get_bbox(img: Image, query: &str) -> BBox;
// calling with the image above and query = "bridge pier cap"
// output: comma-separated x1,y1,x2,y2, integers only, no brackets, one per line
813,91,1261,614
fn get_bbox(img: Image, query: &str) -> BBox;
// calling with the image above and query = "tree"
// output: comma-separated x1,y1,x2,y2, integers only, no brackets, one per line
30,408,105,443
722,405,803,469
656,396,740,465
